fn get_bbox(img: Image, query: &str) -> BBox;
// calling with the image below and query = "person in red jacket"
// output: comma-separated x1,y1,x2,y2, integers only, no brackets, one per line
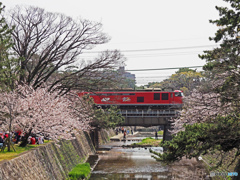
30,136,36,144
4,132,9,139
123,130,126,139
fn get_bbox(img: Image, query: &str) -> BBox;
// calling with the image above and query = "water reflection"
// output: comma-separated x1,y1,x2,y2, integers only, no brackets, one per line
90,173,169,180
90,136,209,180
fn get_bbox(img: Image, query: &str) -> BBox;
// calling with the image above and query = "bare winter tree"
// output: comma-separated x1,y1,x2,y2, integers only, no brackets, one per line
7,6,125,94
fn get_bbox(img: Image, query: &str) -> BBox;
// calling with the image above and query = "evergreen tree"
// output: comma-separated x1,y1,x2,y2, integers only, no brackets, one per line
152,0,240,168
0,3,19,91
82,94,124,130
200,0,240,105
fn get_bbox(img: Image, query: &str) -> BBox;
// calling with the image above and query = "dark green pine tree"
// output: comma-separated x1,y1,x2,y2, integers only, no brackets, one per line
199,0,240,106
81,94,124,130
0,2,20,91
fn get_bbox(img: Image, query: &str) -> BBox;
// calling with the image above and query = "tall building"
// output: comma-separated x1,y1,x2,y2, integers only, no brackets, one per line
118,66,135,81
117,67,136,88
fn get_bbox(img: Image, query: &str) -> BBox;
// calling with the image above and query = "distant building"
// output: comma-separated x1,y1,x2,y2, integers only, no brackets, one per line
117,67,136,88
118,66,135,81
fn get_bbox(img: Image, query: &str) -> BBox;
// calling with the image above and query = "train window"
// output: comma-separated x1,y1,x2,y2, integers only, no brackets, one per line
117,93,135,95
171,93,173,98
137,97,144,102
162,93,169,100
154,93,160,100
175,92,183,97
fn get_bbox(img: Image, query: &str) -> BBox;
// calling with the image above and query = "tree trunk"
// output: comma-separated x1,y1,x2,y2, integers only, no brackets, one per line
7,137,10,151
19,129,32,147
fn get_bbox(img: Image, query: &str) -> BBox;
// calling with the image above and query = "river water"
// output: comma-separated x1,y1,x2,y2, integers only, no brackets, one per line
89,132,210,180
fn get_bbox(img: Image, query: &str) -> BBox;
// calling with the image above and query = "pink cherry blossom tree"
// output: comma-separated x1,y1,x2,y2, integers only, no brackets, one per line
0,84,93,150
0,89,20,151
171,89,233,134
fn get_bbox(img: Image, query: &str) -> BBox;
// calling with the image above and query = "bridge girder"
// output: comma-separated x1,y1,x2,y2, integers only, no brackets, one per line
121,116,170,127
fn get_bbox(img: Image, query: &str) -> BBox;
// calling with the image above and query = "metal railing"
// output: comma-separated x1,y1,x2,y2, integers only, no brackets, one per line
120,109,179,117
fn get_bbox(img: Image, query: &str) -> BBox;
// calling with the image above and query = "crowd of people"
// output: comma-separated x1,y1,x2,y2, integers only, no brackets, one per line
115,127,134,139
28,134,45,145
0,130,45,148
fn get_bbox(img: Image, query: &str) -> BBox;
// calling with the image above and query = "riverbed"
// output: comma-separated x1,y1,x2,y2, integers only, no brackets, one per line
89,132,210,180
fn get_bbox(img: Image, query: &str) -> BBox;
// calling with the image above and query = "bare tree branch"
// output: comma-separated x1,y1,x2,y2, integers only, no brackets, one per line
7,6,124,93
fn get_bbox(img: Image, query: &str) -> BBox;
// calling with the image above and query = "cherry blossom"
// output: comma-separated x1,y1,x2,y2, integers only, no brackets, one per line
171,89,233,134
0,85,93,142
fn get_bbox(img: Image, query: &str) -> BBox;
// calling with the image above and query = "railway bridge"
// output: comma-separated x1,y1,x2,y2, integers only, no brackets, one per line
79,89,183,142
120,109,179,126
119,108,180,141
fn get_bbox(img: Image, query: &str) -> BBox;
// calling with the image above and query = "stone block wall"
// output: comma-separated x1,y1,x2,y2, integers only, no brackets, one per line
0,131,97,180
98,129,115,145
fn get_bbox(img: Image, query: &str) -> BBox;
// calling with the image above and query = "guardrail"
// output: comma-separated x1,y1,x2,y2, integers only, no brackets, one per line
120,109,179,117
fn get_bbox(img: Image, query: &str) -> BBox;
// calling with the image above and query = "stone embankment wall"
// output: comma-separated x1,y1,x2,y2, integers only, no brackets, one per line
202,150,240,180
0,129,114,180
98,129,114,145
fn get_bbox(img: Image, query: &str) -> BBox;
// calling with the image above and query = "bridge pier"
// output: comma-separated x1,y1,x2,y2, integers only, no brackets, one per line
162,123,173,142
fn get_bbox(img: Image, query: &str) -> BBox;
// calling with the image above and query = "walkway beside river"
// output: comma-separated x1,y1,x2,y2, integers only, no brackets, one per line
110,131,139,141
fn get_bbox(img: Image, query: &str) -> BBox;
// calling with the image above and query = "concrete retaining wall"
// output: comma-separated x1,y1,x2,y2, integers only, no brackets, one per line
0,129,113,180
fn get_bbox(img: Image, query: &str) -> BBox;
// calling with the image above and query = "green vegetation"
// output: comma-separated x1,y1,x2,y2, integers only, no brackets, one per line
68,163,91,180
93,105,124,129
0,144,38,161
82,94,124,129
152,116,240,162
146,68,203,96
150,0,240,170
132,137,162,147
0,2,20,91
0,140,50,161
157,131,163,136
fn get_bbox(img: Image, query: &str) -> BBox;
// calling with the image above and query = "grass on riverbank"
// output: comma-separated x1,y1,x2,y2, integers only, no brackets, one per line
0,140,51,161
68,163,91,180
132,137,162,147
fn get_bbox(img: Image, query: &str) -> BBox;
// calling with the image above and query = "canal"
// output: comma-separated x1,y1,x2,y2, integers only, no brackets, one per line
89,131,210,180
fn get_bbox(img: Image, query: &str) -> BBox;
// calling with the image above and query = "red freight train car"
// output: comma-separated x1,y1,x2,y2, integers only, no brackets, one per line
78,90,183,109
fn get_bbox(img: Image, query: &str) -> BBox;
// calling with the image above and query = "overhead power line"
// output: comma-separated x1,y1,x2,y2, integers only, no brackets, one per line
107,37,210,44
80,50,203,59
137,76,170,78
126,66,203,71
83,44,219,54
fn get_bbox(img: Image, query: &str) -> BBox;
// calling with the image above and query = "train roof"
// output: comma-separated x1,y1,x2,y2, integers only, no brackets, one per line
102,88,162,92
81,90,181,94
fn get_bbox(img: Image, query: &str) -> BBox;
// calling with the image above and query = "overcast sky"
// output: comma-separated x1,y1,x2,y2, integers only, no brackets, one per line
1,0,228,85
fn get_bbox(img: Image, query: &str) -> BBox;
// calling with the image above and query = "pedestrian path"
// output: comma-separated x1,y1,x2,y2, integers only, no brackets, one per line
110,132,138,141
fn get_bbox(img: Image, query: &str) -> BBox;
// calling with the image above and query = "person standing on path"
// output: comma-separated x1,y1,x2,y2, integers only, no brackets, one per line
123,130,126,139
155,131,158,139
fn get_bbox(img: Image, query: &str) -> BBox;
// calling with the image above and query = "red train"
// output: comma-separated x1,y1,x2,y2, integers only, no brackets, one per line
78,90,183,109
